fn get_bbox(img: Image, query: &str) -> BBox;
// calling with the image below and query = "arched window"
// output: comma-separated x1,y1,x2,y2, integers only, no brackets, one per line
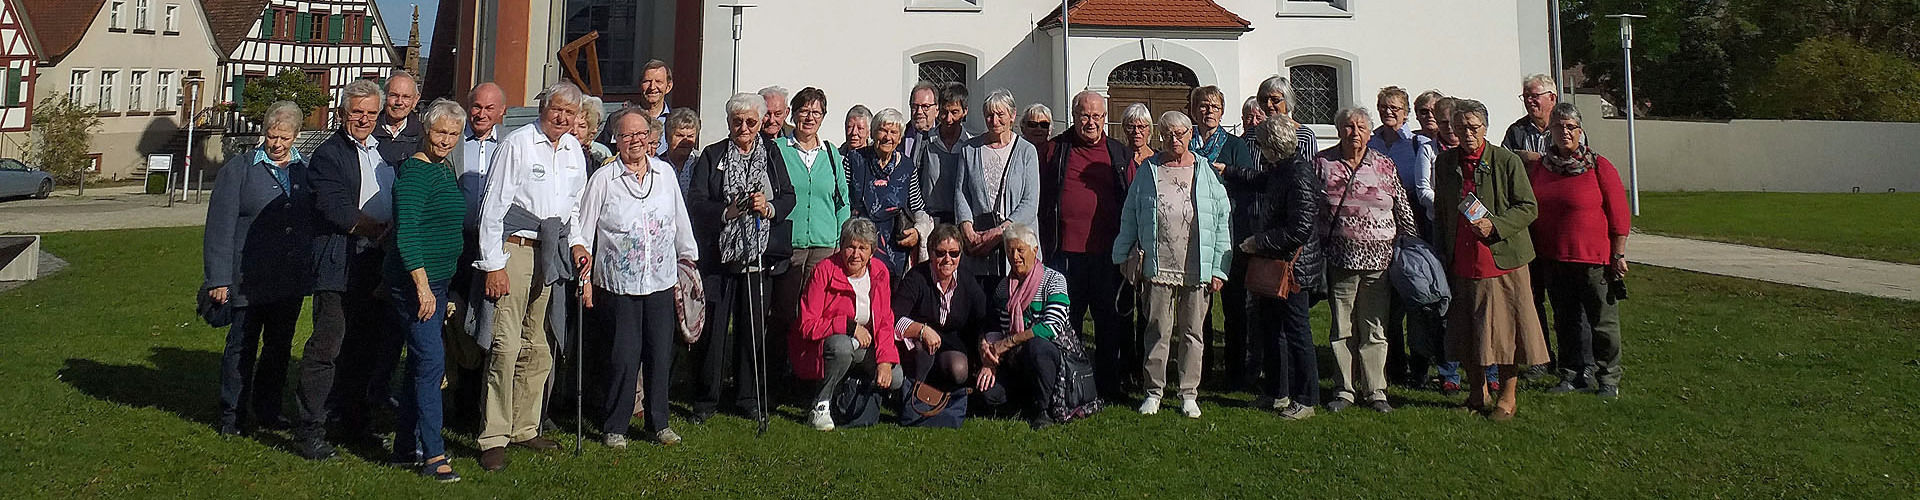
1108,60,1199,88
917,60,967,86
1289,64,1339,125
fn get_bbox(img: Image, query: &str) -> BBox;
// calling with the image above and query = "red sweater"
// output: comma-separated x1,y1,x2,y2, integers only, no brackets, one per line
1526,156,1632,265
793,254,899,380
1056,139,1124,253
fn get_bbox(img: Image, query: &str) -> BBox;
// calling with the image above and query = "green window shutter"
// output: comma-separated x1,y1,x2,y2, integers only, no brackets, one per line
296,13,311,41
231,75,246,109
5,68,19,106
261,11,275,38
328,14,343,42
362,15,373,43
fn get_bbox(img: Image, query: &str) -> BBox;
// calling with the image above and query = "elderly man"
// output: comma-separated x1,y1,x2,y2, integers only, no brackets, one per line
1039,90,1136,401
759,85,794,140
916,82,971,224
1188,85,1260,394
441,81,508,431
1240,96,1266,140
292,79,393,461
374,71,424,164
1503,74,1586,163
595,60,675,154
473,83,589,471
905,81,940,159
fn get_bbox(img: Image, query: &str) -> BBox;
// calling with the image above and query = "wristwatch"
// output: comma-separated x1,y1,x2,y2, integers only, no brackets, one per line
1612,253,1627,261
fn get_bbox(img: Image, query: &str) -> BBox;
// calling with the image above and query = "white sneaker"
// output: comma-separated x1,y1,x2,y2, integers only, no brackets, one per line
809,402,835,431
603,433,628,449
1252,395,1291,410
1181,399,1202,419
1137,396,1161,415
654,428,682,446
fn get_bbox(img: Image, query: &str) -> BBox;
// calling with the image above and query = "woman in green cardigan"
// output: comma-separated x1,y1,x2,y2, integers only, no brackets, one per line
772,87,851,343
1432,99,1549,422
383,99,470,481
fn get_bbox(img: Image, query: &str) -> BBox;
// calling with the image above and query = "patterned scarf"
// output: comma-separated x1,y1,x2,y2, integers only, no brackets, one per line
1542,145,1597,176
719,139,771,265
1191,127,1226,162
1003,249,1046,335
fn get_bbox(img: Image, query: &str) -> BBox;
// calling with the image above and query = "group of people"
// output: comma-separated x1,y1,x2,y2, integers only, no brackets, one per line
202,59,1631,482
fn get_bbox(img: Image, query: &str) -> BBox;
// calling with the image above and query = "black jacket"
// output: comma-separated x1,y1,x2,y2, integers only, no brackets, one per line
1245,148,1326,290
891,261,991,363
372,114,424,166
686,137,798,274
306,130,380,293
202,152,315,307
1038,131,1132,256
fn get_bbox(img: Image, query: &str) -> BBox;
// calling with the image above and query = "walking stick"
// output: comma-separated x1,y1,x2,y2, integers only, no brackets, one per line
748,220,770,437
575,255,588,457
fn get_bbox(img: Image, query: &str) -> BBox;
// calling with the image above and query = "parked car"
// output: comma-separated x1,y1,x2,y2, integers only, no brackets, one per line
0,158,53,199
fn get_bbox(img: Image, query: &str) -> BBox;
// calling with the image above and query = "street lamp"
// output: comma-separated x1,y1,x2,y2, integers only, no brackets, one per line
718,4,756,94
1607,13,1644,216
181,76,205,204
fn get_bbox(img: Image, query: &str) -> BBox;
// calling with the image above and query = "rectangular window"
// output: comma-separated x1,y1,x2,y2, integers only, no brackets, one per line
5,68,21,107
157,70,174,110
109,1,125,30
129,71,146,111
99,70,118,111
164,4,179,33
135,0,150,30
70,71,86,103
309,12,326,42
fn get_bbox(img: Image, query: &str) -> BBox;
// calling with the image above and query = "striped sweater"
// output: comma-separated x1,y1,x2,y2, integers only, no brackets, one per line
386,157,467,284
993,265,1081,353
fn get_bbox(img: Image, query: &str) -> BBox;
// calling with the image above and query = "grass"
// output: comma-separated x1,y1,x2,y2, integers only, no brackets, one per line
1636,192,1920,264
3,227,1918,497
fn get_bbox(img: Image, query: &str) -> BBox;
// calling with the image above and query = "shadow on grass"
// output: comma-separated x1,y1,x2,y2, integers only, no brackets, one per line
61,347,224,429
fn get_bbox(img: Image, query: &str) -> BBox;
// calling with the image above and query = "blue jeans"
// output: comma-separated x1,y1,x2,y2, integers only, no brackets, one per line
390,279,450,459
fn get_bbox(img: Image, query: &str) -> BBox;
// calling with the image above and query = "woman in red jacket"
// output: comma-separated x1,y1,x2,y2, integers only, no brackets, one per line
1526,102,1630,399
794,217,903,431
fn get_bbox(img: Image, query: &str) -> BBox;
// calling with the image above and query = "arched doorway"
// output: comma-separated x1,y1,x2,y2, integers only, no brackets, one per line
1105,60,1198,138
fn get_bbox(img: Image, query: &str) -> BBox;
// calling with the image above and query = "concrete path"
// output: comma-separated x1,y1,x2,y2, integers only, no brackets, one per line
1630,234,1920,302
0,185,208,234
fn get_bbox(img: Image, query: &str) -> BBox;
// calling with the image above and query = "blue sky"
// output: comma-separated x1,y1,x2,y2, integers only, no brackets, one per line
375,0,435,48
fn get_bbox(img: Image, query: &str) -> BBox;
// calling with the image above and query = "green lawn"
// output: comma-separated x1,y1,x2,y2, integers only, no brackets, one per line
3,227,1917,497
1636,192,1920,264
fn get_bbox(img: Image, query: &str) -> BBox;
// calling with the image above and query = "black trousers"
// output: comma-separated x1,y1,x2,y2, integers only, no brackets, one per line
1056,251,1133,398
692,271,765,415
1255,291,1318,405
595,288,676,436
219,298,302,430
1218,252,1259,391
1003,338,1062,416
294,248,390,441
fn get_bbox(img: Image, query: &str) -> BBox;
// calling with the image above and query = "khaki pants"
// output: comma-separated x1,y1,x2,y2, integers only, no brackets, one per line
1329,268,1391,403
1142,283,1209,400
479,243,554,449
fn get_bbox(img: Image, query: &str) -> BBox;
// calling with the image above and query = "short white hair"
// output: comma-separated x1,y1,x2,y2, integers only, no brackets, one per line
579,95,606,131
1003,222,1040,250
845,104,873,125
726,92,766,117
262,101,305,132
1122,103,1153,125
1073,90,1107,115
1242,96,1262,115
540,82,584,112
1152,110,1194,151
421,98,467,131
1258,75,1294,104
871,107,906,134
341,79,384,109
1023,103,1052,122
1333,107,1374,128
983,89,1016,115
1522,73,1557,92
758,85,789,103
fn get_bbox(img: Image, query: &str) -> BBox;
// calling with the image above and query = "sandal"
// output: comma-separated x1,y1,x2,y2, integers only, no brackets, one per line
419,456,461,483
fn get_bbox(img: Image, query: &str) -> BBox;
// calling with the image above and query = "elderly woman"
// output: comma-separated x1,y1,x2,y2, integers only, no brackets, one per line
892,224,991,391
1316,107,1417,414
571,107,698,448
1021,103,1054,159
1369,86,1435,388
1434,99,1547,421
1241,96,1267,137
1413,90,1447,143
772,87,853,359
1122,103,1155,174
686,92,797,422
1239,116,1325,419
664,108,701,193
381,98,468,481
1113,110,1232,419
843,104,872,153
979,223,1097,429
956,89,1041,291
795,218,903,431
576,96,614,169
203,101,314,438
1527,102,1629,398
849,107,930,277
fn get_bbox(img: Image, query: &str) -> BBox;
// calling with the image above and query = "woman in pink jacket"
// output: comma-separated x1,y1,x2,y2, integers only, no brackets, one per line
794,217,903,431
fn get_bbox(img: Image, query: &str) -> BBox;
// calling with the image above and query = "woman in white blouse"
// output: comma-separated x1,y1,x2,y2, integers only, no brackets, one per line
570,107,698,448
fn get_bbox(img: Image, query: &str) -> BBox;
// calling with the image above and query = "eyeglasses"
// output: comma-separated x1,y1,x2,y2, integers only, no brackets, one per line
1380,105,1408,113
1520,91,1556,102
933,249,962,259
1024,121,1051,129
911,103,938,110
616,130,649,141
1553,124,1582,132
794,109,825,119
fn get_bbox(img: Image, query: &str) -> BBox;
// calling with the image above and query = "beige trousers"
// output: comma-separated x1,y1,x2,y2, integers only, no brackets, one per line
479,242,555,449
1142,283,1209,400
1328,268,1391,403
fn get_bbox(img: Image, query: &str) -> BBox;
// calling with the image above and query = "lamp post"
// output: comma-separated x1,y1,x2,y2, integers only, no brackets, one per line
1607,14,1644,215
1550,0,1566,95
181,76,204,204
1062,0,1071,114
718,4,756,94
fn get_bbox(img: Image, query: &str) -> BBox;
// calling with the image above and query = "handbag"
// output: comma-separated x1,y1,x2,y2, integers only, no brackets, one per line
899,380,970,428
196,288,234,328
1244,248,1303,299
673,260,705,344
829,375,883,428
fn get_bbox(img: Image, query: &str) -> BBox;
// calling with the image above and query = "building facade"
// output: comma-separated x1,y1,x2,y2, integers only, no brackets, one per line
203,0,399,129
23,0,225,180
0,0,41,160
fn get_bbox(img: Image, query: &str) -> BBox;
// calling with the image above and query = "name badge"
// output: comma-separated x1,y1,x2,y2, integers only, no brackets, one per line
873,179,888,187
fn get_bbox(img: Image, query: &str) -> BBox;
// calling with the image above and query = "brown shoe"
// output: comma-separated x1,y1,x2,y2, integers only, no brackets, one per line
479,447,507,471
510,435,562,451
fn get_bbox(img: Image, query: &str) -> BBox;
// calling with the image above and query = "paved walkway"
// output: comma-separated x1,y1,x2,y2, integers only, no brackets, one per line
1630,234,1920,302
0,185,208,234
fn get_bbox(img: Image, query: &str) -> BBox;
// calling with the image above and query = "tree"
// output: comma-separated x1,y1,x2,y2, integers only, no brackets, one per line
241,70,330,123
1744,36,1920,121
28,95,104,195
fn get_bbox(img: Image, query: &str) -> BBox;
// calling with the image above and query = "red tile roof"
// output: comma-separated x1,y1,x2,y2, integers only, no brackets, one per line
18,0,105,63
1039,0,1251,31
200,0,271,55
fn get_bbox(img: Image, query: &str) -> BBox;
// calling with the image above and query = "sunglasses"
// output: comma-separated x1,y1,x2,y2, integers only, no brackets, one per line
933,249,963,259
1023,121,1051,129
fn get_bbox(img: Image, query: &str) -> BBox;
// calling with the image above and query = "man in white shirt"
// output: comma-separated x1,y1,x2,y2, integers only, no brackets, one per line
473,82,588,470
444,81,507,433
